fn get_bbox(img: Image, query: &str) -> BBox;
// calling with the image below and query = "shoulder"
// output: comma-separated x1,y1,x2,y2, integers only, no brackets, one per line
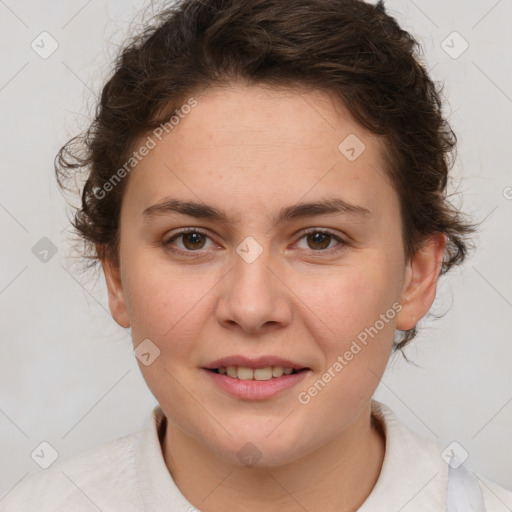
0,433,142,512
477,474,512,512
368,400,512,511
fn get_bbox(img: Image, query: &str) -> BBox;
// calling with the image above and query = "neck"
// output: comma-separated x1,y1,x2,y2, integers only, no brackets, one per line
162,401,385,512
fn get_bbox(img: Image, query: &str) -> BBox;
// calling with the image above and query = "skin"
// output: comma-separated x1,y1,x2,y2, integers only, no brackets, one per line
100,83,446,512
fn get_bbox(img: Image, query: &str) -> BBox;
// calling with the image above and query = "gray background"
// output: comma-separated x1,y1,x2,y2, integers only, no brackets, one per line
1,0,511,498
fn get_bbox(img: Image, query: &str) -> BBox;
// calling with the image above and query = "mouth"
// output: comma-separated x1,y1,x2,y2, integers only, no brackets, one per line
204,366,309,380
202,365,311,400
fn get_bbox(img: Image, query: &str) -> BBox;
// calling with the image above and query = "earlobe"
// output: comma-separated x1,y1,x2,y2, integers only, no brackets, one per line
99,253,131,328
396,232,447,331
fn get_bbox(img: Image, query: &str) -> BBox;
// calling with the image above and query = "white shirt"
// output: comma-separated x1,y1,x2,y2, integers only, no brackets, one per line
1,400,511,511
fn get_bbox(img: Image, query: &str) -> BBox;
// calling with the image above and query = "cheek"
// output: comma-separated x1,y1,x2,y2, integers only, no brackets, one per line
121,252,214,340
296,261,399,388
301,264,396,335
296,269,396,408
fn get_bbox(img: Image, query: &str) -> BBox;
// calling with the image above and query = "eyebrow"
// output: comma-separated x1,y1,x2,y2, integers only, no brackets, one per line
142,197,372,226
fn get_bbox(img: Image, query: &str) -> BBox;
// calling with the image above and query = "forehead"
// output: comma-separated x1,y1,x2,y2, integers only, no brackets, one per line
123,84,397,225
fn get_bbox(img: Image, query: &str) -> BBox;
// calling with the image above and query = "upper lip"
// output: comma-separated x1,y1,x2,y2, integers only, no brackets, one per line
203,355,309,370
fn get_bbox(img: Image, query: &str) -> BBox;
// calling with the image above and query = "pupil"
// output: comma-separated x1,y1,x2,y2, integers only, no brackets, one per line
185,232,204,249
308,232,329,250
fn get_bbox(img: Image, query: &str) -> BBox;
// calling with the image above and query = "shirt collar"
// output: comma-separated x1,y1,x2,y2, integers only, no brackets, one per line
135,405,194,511
358,400,448,510
135,400,448,510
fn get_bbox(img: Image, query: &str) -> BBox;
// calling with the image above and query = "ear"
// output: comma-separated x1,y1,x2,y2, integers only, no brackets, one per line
98,249,131,328
396,232,447,331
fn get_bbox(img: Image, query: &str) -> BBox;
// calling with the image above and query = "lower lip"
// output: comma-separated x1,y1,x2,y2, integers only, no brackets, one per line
202,368,310,400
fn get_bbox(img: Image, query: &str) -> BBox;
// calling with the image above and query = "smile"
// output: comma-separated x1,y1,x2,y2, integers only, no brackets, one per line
209,365,303,380
203,367,310,400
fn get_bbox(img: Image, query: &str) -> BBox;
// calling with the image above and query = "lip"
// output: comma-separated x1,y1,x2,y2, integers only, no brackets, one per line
202,368,310,400
203,355,308,370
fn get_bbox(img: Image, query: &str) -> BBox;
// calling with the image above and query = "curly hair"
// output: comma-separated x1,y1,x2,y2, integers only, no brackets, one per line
55,0,479,353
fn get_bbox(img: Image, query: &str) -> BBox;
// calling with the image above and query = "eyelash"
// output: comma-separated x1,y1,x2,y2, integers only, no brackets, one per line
162,227,347,256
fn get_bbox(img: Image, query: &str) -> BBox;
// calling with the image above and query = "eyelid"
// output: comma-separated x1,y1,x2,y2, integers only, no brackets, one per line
299,227,344,239
163,227,213,247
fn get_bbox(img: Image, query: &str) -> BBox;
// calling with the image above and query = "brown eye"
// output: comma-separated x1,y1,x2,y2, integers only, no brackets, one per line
306,232,332,250
181,232,206,250
296,229,346,253
164,229,213,252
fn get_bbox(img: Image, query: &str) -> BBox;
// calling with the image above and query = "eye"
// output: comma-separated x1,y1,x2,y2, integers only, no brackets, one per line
296,229,346,252
163,228,347,255
163,228,214,252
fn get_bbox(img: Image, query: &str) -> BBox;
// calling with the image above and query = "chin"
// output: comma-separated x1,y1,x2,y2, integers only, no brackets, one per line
207,429,307,469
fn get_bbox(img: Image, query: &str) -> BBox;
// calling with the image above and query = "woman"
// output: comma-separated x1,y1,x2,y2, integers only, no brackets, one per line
2,0,511,510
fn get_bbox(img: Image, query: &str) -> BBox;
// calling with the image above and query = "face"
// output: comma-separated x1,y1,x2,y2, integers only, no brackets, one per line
102,84,445,467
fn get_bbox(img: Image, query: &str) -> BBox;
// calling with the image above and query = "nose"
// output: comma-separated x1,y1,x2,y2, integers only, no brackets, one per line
214,243,293,335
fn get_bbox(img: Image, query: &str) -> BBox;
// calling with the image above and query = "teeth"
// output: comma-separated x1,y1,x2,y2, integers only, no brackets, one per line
272,366,283,378
217,366,298,380
253,367,273,380
237,366,256,380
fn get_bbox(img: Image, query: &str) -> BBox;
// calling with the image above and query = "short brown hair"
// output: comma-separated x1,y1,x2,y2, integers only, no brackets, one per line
56,0,478,352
